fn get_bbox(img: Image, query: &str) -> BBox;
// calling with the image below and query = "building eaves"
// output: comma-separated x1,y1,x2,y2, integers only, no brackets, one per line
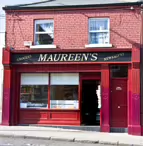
2,0,143,10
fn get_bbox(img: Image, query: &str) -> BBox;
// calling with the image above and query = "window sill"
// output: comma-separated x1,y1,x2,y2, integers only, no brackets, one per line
85,44,112,48
30,45,57,49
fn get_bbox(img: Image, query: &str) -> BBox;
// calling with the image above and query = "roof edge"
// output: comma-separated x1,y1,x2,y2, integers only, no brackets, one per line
2,1,143,11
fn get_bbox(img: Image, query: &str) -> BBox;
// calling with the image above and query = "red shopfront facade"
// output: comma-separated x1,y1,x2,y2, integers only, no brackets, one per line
2,47,141,135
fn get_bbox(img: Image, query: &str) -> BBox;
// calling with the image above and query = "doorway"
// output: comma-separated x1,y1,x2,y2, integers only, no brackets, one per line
81,80,101,125
110,79,127,127
110,65,128,128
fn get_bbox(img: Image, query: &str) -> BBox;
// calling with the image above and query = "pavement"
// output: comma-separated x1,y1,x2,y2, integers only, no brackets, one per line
0,126,142,146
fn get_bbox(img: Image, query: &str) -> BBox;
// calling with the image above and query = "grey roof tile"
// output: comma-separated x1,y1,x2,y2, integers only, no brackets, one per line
3,0,143,10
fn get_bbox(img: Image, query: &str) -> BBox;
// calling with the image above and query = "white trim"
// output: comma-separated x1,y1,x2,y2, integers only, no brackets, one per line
85,44,112,48
35,32,53,34
89,30,109,33
30,45,57,49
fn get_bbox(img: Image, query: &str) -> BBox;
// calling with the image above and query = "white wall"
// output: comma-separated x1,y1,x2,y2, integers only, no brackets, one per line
0,12,5,124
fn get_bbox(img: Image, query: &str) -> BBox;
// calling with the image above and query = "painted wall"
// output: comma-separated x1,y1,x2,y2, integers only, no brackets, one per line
5,8,141,50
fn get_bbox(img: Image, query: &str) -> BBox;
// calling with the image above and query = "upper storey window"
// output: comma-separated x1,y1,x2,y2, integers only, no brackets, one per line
34,20,54,45
89,18,110,45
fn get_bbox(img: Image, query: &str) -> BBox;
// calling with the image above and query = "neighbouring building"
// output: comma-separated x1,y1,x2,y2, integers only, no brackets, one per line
0,12,5,124
2,0,143,136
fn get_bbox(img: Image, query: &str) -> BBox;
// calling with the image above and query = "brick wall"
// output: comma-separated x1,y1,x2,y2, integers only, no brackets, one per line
6,8,141,50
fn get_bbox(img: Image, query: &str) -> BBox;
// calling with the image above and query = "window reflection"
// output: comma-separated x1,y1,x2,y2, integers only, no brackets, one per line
20,85,48,108
110,65,128,78
89,18,109,44
50,85,78,109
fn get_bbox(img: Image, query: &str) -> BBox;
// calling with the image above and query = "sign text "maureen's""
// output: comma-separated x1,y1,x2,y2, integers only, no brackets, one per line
38,53,98,62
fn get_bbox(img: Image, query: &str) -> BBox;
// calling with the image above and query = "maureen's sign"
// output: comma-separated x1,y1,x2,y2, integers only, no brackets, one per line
11,52,131,63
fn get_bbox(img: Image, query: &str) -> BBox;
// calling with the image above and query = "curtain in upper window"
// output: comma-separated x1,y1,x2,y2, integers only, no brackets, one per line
35,20,54,45
89,18,110,44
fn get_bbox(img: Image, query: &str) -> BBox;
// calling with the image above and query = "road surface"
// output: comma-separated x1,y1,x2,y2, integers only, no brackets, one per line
0,137,114,146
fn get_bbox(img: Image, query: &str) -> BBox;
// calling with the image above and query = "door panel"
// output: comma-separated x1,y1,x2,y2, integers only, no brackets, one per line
110,79,127,127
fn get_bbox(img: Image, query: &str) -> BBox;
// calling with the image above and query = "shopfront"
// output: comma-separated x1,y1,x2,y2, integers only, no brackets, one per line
3,48,140,134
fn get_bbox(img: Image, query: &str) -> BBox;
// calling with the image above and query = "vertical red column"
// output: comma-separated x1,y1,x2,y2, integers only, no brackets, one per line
101,64,110,132
2,68,11,125
128,46,141,135
128,62,141,135
2,48,11,125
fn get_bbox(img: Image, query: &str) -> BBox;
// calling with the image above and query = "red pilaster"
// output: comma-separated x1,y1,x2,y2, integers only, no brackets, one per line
128,62,141,135
101,64,110,132
128,46,141,135
2,48,11,125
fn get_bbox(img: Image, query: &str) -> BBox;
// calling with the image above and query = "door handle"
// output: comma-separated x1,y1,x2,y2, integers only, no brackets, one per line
118,106,120,109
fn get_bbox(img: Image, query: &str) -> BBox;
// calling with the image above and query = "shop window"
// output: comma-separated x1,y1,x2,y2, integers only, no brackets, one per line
35,20,54,45
89,18,110,44
20,73,49,108
110,65,128,78
50,73,79,109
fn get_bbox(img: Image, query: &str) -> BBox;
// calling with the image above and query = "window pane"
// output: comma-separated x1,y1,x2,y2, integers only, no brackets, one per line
90,32,109,44
21,73,49,85
89,19,108,31
51,73,79,85
35,34,53,45
50,85,78,109
36,22,53,33
110,65,128,78
20,85,48,108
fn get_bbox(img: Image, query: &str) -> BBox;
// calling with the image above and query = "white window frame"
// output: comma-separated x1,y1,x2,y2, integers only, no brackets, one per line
32,20,56,48
86,18,112,48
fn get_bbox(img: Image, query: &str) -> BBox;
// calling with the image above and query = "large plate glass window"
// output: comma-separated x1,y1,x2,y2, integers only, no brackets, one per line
89,18,110,44
20,73,49,108
50,73,79,109
35,20,54,45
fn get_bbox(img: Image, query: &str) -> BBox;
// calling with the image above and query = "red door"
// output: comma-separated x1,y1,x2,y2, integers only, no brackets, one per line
110,79,127,127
